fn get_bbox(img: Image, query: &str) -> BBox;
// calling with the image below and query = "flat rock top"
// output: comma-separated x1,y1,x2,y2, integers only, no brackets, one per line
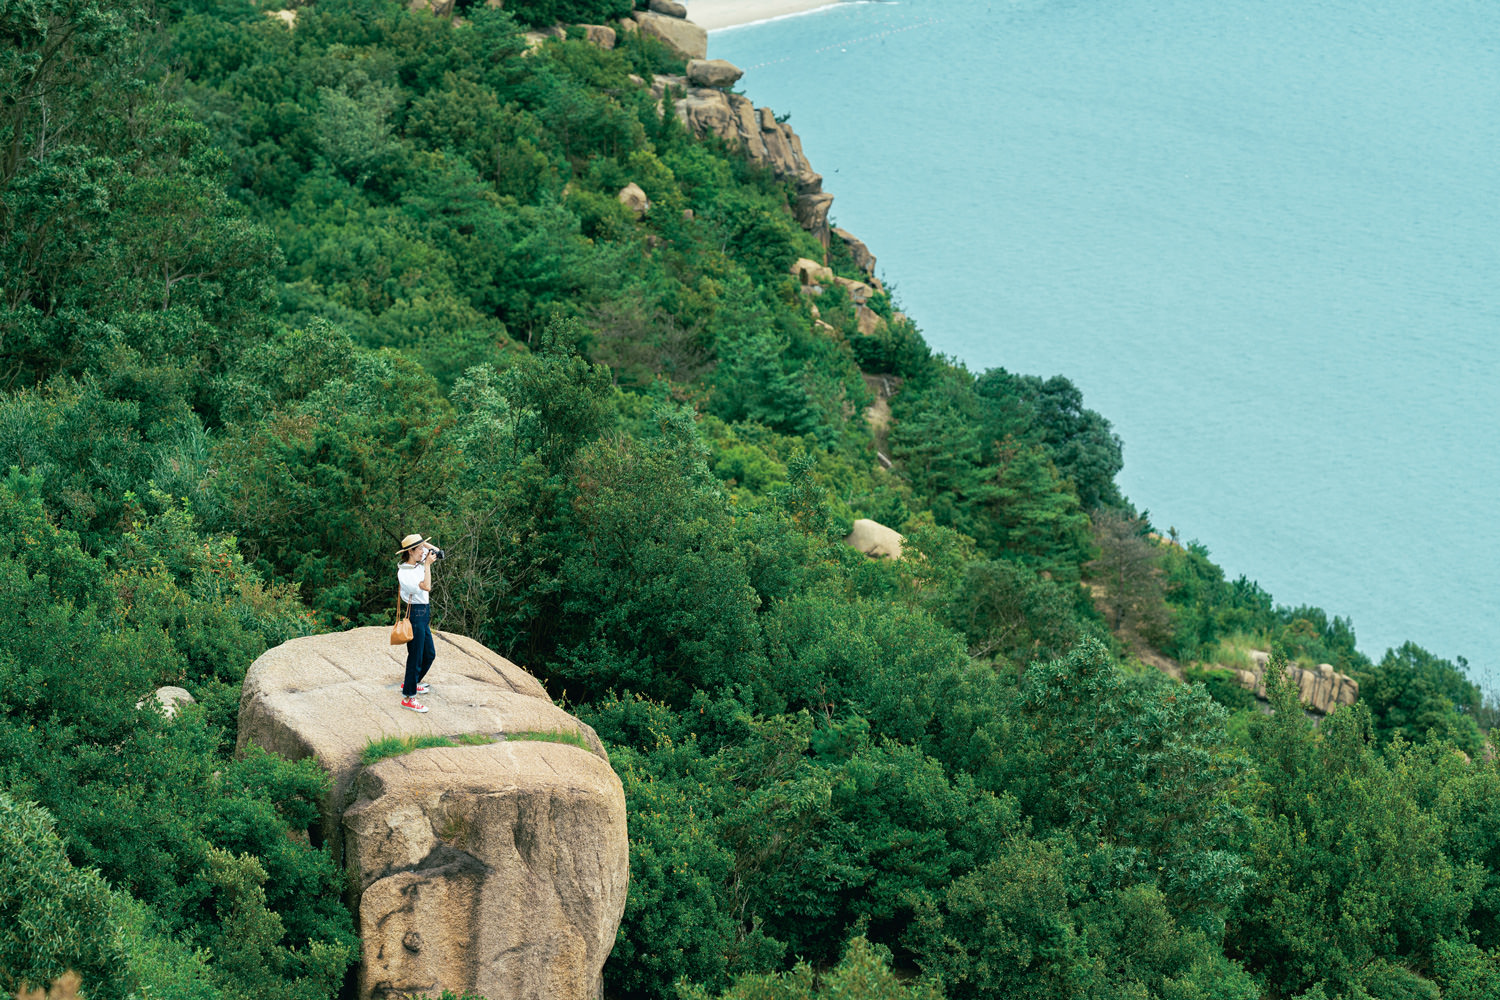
238,627,605,802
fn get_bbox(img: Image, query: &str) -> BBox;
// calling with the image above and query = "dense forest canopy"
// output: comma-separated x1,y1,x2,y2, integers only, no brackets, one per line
2,1,1496,998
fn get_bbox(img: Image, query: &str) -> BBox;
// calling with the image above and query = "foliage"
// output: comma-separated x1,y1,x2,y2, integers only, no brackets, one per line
1356,643,1484,756
678,936,942,1000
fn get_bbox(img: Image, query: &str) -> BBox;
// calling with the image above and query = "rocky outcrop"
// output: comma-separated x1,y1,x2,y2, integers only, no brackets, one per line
792,257,833,287
674,89,832,244
686,58,744,89
649,0,689,16
238,627,629,1000
845,518,903,559
834,227,876,279
632,10,707,59
1233,649,1359,714
266,8,297,27
618,182,650,217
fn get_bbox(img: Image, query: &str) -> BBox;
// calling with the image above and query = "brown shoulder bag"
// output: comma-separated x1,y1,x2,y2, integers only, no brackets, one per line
390,594,414,645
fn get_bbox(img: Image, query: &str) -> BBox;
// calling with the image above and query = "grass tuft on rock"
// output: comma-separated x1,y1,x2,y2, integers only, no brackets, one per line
506,729,592,751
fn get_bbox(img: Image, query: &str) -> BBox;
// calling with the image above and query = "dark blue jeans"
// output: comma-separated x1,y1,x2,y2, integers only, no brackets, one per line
403,604,435,697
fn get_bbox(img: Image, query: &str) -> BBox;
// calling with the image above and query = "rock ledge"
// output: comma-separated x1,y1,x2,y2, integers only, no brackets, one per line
239,627,628,1000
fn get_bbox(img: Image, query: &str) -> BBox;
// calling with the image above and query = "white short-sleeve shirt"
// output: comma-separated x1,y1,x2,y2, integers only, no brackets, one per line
397,562,430,605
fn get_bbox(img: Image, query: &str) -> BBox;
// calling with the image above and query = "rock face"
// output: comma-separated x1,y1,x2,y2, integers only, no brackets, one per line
686,58,744,89
845,518,903,559
632,10,707,59
674,90,832,244
649,0,689,16
239,627,629,1000
1233,649,1359,714
833,227,876,278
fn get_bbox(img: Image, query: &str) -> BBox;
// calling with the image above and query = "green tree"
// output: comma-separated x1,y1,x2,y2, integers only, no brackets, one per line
1229,656,1480,997
1357,642,1484,756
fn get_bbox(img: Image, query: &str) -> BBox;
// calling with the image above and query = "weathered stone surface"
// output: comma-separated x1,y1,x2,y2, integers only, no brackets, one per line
791,257,833,286
347,742,627,1000
674,88,831,244
618,182,650,217
580,23,616,48
833,226,876,278
409,0,456,12
154,686,196,719
1233,649,1360,713
845,518,903,559
651,73,687,101
522,25,567,50
686,58,744,89
649,0,689,16
266,8,297,27
856,304,883,336
832,274,875,304
238,627,627,1000
632,11,707,59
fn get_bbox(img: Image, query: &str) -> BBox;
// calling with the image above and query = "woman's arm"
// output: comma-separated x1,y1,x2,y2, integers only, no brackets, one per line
420,553,433,592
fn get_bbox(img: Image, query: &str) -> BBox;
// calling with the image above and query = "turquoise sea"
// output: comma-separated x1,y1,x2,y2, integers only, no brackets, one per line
712,0,1500,688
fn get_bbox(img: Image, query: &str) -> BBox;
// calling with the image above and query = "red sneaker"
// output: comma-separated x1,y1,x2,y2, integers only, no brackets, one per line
415,683,430,694
400,697,428,713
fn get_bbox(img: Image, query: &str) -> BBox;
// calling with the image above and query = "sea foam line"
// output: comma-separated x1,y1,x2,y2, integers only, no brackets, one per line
710,0,897,33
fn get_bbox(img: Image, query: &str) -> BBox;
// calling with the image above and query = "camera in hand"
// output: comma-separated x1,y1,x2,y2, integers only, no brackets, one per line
430,547,445,560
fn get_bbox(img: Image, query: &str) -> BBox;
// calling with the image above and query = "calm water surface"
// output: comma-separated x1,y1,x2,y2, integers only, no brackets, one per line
713,0,1500,686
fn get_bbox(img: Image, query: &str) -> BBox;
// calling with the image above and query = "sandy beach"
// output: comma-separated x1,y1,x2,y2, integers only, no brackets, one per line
684,0,841,31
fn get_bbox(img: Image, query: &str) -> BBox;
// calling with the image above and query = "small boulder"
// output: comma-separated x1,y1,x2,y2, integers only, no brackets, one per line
856,304,883,336
580,23,616,48
791,257,833,286
686,58,744,89
618,16,638,33
845,518,903,560
618,182,650,217
649,0,688,15
632,10,707,58
682,208,695,220
266,8,297,27
140,685,196,719
832,274,875,304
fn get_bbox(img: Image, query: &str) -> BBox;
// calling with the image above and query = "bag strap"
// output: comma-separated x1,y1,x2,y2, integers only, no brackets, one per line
396,590,408,622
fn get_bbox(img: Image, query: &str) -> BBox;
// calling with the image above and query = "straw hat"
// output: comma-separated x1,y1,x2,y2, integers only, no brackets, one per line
396,533,434,555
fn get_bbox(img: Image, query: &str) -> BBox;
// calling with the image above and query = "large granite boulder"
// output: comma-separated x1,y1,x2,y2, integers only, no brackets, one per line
649,0,688,16
632,10,707,59
674,90,832,244
239,627,629,1000
845,518,903,559
686,58,744,89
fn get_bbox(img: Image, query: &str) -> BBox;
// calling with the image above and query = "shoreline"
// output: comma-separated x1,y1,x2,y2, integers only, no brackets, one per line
684,0,844,32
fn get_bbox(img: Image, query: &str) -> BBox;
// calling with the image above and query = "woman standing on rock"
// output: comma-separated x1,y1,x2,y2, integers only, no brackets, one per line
397,533,440,713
